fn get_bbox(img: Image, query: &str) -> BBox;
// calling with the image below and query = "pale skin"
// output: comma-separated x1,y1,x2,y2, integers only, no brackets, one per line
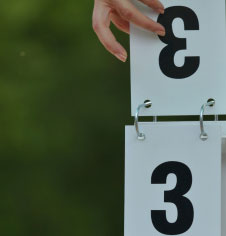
92,0,165,62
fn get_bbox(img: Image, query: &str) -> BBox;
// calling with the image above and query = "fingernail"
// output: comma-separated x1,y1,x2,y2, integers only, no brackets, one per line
157,8,164,14
115,53,127,62
156,30,165,36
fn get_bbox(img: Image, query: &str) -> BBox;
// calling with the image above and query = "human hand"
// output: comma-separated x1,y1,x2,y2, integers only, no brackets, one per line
92,0,165,62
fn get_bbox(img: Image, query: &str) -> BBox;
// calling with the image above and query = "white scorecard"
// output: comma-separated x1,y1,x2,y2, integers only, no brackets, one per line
124,123,222,236
130,0,226,116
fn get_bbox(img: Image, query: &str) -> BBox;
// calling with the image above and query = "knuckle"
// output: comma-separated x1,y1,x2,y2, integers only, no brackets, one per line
103,41,113,51
120,8,133,20
144,21,155,31
146,23,154,30
92,19,101,33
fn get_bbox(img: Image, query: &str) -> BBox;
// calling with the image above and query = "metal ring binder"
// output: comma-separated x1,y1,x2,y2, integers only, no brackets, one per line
200,99,215,141
134,99,216,141
134,100,152,140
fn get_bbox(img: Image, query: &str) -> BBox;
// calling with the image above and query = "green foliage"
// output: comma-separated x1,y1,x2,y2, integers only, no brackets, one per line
0,1,130,235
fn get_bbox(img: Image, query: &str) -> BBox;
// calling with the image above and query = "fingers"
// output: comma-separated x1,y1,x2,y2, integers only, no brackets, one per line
139,0,164,14
116,0,165,36
111,13,130,34
92,0,165,62
92,1,127,62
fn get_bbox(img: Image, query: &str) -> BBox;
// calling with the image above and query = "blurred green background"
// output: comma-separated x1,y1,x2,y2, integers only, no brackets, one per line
1,1,220,235
0,0,131,235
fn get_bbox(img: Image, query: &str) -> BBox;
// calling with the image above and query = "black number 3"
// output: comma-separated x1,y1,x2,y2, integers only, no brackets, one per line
157,6,200,79
151,161,194,235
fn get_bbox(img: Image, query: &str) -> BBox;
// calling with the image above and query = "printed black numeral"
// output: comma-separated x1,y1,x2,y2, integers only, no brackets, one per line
151,161,194,235
157,6,200,79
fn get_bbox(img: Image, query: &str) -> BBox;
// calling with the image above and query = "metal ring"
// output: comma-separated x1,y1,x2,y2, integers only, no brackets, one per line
134,100,152,140
200,99,215,141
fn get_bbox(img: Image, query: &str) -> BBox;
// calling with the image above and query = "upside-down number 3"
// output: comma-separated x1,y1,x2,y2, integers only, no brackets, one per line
157,7,200,79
